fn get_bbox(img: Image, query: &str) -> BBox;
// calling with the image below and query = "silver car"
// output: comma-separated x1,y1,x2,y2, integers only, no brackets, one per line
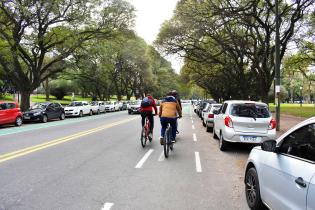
244,117,315,210
202,103,222,132
213,100,276,151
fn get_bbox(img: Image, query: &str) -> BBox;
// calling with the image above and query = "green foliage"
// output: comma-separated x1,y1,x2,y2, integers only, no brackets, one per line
269,104,315,118
50,80,73,100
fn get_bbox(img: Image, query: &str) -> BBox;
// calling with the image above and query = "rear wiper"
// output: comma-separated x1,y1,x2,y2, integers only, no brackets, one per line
249,109,257,121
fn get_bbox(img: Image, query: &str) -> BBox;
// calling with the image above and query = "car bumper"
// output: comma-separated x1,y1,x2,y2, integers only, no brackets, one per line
23,115,42,121
206,119,214,127
65,111,80,116
223,128,276,144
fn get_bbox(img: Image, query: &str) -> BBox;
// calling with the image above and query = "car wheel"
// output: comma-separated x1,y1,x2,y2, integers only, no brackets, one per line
213,125,218,139
206,125,213,132
97,109,100,115
15,116,23,126
219,133,228,151
89,110,93,116
42,115,48,123
79,111,83,117
245,167,265,210
60,113,65,120
202,120,206,127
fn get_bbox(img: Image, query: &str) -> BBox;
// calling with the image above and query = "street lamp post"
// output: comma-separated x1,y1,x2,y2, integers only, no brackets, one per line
275,0,281,131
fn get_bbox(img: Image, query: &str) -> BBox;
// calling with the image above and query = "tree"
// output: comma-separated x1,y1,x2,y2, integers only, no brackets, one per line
155,0,314,102
0,0,135,110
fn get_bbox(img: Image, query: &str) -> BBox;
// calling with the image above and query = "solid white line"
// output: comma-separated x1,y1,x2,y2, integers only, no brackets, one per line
192,120,194,124
192,125,195,129
135,149,154,168
158,151,165,161
102,202,114,210
195,152,202,173
193,133,197,142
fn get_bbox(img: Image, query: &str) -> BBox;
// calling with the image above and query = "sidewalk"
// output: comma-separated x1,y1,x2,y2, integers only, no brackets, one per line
276,114,306,136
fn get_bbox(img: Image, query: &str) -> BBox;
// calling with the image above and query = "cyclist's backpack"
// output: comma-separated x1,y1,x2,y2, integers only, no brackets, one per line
141,97,152,108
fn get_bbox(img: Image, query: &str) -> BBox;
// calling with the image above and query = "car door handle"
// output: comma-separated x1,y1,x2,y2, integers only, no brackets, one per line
295,177,307,188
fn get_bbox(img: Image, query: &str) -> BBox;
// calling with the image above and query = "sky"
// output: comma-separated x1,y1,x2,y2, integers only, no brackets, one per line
126,0,183,73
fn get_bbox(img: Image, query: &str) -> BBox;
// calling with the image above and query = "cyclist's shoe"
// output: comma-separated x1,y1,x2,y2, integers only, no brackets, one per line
160,136,164,145
176,130,179,134
171,139,176,143
148,133,153,142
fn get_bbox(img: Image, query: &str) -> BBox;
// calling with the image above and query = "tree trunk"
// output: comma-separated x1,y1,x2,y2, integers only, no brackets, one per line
44,79,50,101
20,90,31,111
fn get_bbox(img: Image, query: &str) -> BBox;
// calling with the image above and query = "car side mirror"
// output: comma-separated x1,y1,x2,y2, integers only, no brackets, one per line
213,110,219,115
261,140,277,152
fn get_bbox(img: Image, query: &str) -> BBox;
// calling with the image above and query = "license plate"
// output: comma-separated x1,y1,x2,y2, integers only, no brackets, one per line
241,136,261,142
24,116,30,120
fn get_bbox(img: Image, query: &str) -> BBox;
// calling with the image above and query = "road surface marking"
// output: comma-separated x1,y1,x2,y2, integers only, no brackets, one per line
193,133,197,142
195,152,202,173
191,120,194,124
0,112,123,137
192,125,195,130
135,149,154,168
0,117,138,164
158,151,165,161
102,202,114,210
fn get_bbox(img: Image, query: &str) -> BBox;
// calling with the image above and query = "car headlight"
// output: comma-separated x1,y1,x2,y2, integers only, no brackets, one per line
33,112,41,116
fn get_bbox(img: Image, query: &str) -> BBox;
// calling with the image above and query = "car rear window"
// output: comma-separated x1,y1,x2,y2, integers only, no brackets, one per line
7,103,16,109
230,103,270,118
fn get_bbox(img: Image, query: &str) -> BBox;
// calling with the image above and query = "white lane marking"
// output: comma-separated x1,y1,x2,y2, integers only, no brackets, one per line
193,133,197,142
192,125,195,129
195,152,202,173
102,202,114,210
158,151,165,161
191,120,194,124
135,149,154,168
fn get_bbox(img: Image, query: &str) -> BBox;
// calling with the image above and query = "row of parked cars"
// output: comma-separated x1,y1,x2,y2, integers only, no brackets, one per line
194,100,315,210
0,100,131,127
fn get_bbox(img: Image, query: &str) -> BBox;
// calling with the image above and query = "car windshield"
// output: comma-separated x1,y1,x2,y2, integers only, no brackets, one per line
105,101,112,105
91,102,98,106
230,104,270,118
68,102,82,107
31,103,47,109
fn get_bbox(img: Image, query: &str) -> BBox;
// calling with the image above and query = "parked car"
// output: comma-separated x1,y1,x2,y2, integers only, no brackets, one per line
64,101,92,117
128,100,141,114
213,100,276,151
90,101,106,114
244,118,315,210
104,101,119,112
197,100,216,118
0,101,23,126
121,101,128,110
23,102,65,123
117,102,124,111
203,103,222,132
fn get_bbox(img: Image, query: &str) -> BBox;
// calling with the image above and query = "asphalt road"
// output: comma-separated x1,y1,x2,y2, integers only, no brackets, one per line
0,105,250,210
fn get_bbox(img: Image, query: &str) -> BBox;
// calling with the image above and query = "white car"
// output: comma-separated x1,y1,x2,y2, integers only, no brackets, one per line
213,100,276,151
128,100,141,114
64,101,92,117
105,101,119,112
203,104,222,132
244,117,315,210
90,101,106,114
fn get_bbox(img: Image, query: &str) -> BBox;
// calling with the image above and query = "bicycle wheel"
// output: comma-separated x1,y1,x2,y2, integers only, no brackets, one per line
164,126,171,158
140,127,147,148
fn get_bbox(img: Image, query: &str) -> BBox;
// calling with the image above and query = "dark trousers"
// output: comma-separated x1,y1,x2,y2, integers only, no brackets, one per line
160,117,177,140
141,111,154,133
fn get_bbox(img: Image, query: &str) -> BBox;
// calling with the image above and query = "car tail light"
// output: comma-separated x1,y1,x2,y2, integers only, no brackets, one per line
224,116,233,128
269,119,276,130
208,114,214,118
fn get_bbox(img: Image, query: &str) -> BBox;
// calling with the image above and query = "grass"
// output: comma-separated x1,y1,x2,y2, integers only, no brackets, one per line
31,94,92,105
269,103,315,118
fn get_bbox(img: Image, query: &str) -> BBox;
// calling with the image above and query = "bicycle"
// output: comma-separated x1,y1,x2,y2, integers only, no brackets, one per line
140,116,152,148
163,122,175,158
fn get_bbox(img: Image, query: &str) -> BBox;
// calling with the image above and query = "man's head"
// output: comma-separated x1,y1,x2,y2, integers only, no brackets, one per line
146,94,152,99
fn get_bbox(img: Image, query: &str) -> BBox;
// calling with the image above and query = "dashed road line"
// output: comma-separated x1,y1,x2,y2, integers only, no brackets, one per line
191,120,194,124
193,133,197,142
192,125,195,130
135,149,154,168
195,152,202,173
101,202,114,210
158,151,165,161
